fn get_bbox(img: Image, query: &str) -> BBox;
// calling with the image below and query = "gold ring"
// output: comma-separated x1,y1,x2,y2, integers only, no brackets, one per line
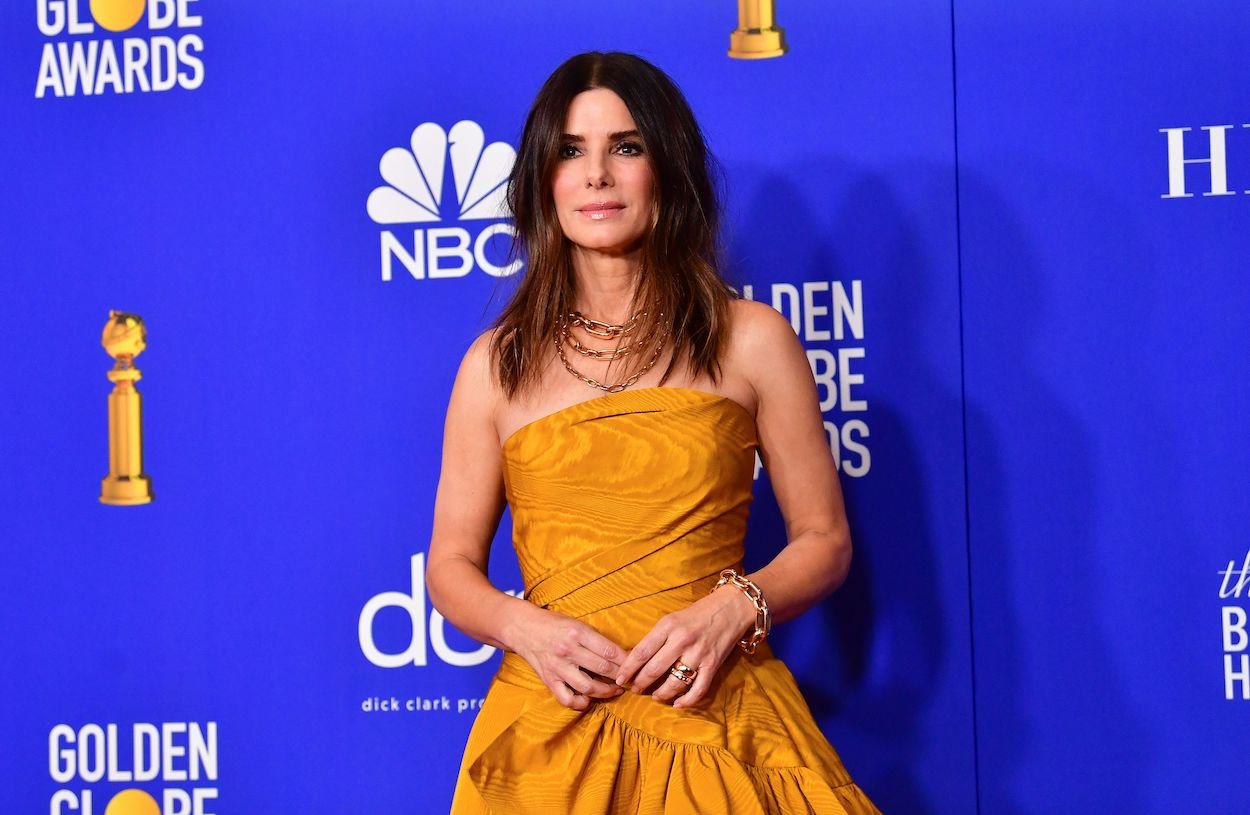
669,661,697,685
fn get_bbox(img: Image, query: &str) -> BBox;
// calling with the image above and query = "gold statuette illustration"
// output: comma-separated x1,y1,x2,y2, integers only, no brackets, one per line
100,310,153,505
729,0,788,59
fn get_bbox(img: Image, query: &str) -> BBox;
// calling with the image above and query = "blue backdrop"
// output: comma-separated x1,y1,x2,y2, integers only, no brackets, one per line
2,1,1246,812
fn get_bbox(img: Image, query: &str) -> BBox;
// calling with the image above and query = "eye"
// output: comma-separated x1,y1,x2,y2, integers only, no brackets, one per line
558,143,580,160
615,140,645,156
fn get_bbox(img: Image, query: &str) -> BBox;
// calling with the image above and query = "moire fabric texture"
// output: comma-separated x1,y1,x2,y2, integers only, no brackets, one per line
450,387,880,814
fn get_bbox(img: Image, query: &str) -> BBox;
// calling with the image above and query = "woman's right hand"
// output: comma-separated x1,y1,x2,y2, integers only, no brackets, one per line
510,605,627,711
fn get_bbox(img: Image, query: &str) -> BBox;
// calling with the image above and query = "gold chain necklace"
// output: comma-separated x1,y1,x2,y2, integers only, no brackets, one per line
570,311,643,339
565,310,642,360
567,332,639,360
555,310,668,393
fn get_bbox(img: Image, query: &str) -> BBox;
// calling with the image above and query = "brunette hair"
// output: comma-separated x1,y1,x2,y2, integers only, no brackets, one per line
489,51,735,398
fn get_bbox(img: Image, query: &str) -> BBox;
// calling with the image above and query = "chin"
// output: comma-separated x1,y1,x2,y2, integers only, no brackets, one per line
567,228,648,254
580,245,642,259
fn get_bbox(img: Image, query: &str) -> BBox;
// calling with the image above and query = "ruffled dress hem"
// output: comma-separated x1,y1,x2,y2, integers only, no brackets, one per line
468,701,881,815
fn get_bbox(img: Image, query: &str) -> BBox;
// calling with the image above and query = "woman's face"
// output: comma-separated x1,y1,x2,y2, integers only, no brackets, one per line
551,88,655,258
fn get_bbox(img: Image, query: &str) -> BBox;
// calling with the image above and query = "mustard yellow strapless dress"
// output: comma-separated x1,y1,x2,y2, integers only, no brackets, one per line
450,387,880,815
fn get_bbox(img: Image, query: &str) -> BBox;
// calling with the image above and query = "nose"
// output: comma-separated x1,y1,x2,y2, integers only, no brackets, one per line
585,152,612,189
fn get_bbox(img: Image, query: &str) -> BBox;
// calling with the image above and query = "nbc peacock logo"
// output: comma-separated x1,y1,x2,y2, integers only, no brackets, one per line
367,120,523,282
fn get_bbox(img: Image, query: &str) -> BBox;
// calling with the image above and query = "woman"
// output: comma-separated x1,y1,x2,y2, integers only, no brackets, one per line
427,52,880,814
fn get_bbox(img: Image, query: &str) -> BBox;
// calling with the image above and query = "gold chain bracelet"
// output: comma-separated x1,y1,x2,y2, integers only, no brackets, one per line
713,568,771,655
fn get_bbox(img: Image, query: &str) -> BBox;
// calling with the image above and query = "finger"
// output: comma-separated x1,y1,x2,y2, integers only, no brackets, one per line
632,637,690,693
672,662,713,709
652,669,697,704
584,681,626,699
571,644,623,681
581,672,627,699
549,680,590,711
616,631,666,687
559,663,623,699
576,627,626,669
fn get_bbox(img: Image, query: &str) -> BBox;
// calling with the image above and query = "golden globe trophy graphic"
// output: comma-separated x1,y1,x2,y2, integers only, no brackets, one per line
100,310,153,505
729,0,788,59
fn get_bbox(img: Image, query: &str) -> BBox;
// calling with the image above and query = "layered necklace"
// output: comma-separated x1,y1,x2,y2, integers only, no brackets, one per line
554,307,669,393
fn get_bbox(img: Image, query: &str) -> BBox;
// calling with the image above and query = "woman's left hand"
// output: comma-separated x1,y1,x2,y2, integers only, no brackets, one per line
613,585,757,708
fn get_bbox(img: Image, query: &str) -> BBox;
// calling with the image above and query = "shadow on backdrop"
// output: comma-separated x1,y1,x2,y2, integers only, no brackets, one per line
732,169,953,815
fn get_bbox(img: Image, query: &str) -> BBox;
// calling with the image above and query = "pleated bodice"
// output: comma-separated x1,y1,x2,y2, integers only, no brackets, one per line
501,386,757,649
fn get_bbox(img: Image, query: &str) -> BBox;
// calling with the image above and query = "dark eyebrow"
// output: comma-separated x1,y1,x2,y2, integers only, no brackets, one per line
560,130,642,142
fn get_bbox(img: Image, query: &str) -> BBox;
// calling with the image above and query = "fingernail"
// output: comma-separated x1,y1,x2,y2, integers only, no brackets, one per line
615,675,625,685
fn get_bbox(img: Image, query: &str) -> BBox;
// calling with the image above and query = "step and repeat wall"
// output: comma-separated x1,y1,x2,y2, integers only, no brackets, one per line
2,1,1245,812
956,2,1250,811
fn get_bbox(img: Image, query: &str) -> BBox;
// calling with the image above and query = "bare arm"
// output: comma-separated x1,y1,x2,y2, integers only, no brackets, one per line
425,330,529,651
425,331,626,709
730,302,850,615
729,298,852,623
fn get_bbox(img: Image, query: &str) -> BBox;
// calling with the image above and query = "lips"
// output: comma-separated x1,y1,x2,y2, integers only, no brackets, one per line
577,202,625,220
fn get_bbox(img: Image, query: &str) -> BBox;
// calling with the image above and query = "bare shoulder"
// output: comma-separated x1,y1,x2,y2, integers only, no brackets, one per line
446,327,505,441
728,297,797,352
725,298,808,406
460,327,499,379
